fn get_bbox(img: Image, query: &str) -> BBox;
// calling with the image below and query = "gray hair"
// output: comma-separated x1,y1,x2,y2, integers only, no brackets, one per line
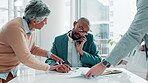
78,17,90,25
23,0,51,24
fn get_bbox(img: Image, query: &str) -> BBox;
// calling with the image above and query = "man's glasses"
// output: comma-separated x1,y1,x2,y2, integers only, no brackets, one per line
77,26,88,35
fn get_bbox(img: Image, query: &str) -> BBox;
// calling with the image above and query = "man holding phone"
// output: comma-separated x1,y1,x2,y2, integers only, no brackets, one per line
45,17,102,73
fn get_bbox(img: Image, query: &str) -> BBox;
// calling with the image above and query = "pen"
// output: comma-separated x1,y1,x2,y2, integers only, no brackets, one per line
72,68,79,71
56,61,70,73
56,61,62,65
73,68,79,70
56,61,59,64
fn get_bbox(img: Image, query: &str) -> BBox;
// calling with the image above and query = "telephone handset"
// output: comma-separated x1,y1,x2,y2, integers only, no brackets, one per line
75,36,85,44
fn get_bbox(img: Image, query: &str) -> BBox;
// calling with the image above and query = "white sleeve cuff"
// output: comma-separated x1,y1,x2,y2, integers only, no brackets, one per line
47,52,52,58
47,65,50,71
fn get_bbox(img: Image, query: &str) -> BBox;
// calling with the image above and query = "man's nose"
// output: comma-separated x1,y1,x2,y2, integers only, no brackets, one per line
44,21,47,24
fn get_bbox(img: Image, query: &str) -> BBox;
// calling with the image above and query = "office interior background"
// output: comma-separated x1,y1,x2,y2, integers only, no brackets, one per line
0,0,147,79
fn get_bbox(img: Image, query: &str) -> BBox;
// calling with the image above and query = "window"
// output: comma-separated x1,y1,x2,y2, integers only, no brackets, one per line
80,0,136,55
0,0,30,28
80,0,110,55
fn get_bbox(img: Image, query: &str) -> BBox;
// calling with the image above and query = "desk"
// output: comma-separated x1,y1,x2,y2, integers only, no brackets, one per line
8,68,147,83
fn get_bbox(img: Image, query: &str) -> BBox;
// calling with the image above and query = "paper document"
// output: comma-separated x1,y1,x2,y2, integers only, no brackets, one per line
69,68,122,78
102,70,122,75
69,68,89,78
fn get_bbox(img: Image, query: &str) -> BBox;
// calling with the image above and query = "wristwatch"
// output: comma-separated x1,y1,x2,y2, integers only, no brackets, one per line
102,59,111,68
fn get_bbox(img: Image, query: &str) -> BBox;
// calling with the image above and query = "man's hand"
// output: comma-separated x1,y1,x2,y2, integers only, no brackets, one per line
118,60,127,65
140,44,148,51
50,54,64,64
76,36,87,56
55,64,71,73
84,62,107,78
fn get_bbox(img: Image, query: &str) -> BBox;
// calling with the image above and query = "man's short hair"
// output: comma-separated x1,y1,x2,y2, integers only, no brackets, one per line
78,17,90,25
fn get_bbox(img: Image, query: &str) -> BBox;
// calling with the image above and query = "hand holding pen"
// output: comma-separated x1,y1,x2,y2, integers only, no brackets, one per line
55,62,71,73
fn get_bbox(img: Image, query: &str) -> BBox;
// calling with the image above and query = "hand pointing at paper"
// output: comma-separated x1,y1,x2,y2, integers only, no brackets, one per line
84,62,107,77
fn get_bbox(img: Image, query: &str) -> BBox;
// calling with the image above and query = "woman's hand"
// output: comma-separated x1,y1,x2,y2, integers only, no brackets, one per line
49,65,61,70
50,54,64,64
55,64,71,73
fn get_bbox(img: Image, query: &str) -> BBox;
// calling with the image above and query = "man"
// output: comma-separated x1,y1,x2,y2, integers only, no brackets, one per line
85,0,148,78
45,17,102,73
0,0,63,83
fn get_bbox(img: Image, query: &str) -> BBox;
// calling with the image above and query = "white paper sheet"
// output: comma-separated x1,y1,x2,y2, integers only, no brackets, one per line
68,68,122,78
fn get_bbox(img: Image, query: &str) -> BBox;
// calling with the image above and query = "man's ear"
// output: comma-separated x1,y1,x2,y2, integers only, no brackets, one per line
73,21,77,26
31,19,36,25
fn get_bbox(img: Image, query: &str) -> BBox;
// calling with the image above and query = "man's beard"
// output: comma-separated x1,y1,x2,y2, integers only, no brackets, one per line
71,31,81,40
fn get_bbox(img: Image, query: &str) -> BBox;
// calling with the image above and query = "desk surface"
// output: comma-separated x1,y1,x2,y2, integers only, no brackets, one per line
8,68,147,83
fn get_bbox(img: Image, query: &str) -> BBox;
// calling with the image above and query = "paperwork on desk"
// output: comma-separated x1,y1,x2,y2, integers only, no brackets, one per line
69,68,87,78
69,68,122,78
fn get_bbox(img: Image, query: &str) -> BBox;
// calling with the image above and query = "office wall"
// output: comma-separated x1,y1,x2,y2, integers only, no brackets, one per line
38,0,69,50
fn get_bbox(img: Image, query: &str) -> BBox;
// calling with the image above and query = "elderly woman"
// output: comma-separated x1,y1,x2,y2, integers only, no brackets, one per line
0,0,63,83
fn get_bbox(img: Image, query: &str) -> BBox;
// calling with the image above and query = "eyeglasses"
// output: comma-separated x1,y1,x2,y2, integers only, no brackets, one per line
77,24,89,35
